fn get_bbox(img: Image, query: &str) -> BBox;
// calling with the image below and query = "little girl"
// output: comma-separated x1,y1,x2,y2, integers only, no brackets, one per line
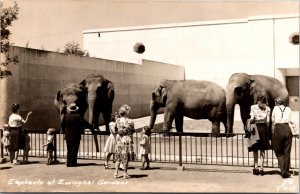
1,124,10,156
103,112,119,169
139,126,151,170
43,128,56,165
22,128,30,164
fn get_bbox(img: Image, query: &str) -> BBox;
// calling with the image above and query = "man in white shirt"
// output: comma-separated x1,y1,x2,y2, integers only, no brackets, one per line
271,97,296,178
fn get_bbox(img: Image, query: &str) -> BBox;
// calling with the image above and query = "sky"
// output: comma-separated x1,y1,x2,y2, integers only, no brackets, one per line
2,0,299,52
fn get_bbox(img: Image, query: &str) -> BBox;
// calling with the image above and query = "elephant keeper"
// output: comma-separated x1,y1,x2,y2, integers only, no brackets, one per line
61,103,95,167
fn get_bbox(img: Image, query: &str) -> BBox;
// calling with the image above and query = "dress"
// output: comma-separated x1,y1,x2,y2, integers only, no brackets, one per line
114,117,135,163
139,134,150,155
8,113,26,150
248,104,271,152
104,122,117,153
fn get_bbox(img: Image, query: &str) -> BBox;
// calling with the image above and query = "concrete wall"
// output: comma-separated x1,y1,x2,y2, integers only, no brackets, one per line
0,46,184,129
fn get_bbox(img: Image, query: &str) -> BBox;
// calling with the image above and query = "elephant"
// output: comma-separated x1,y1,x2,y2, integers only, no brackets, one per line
80,74,115,131
54,74,115,131
54,83,88,121
149,80,227,134
226,73,289,134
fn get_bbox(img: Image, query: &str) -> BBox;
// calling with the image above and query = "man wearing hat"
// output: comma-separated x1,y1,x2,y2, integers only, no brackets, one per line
271,97,297,178
61,103,94,167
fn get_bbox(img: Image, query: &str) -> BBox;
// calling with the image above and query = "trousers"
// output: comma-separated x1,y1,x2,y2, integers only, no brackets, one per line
66,139,80,166
272,123,292,174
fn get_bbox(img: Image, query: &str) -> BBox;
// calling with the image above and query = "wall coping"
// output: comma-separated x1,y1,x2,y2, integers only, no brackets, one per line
83,14,299,34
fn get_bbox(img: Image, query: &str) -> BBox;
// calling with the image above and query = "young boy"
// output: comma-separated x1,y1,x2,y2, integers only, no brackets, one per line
43,128,56,165
22,128,30,164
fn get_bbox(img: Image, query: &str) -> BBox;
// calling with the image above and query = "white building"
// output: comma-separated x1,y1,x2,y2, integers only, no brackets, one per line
83,14,299,110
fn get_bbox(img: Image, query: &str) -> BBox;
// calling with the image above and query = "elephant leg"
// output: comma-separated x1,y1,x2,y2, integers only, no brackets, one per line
163,108,175,133
211,121,220,134
93,111,100,130
175,114,184,133
239,105,250,133
103,109,112,132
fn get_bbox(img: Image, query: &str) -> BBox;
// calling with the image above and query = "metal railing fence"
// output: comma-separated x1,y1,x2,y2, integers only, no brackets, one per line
0,129,298,169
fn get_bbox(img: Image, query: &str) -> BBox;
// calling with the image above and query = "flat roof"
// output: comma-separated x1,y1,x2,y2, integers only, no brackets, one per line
83,14,299,34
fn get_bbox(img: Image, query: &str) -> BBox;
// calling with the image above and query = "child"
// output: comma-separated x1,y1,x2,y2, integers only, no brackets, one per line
1,124,10,156
22,128,30,164
43,128,56,165
103,112,119,169
139,126,151,170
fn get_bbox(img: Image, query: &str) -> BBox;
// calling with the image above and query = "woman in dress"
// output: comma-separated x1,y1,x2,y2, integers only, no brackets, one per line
113,104,135,179
248,95,271,176
103,112,119,169
8,103,32,165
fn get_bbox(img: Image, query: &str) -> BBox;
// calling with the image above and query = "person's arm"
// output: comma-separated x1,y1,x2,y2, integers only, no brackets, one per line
21,111,32,123
249,106,255,123
60,115,66,134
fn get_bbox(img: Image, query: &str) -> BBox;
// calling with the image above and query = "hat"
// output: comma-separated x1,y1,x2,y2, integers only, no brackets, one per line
67,103,79,112
275,97,284,105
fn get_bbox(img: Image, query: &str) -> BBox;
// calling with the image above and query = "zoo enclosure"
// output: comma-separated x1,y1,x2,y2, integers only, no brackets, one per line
1,129,298,169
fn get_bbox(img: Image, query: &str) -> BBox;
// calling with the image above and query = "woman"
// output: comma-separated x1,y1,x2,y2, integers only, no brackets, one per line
8,103,32,165
248,95,271,176
272,97,296,178
113,104,135,179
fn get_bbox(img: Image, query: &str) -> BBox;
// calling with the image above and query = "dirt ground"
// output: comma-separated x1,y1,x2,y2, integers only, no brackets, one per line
0,114,299,193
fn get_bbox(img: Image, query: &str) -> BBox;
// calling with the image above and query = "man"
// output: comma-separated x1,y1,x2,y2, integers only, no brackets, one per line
61,103,94,167
271,97,297,178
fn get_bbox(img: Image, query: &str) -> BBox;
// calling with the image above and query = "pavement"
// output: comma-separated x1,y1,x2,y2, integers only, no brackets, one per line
0,156,299,193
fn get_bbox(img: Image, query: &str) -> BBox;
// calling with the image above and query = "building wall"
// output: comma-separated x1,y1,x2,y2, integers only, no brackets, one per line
83,14,299,110
0,46,184,129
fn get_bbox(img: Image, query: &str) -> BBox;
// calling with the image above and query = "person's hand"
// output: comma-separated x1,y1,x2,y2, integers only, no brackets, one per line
60,130,65,134
27,111,32,116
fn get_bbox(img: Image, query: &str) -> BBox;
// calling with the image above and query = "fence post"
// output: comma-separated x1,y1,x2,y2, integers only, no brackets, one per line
0,129,6,163
177,132,184,170
53,131,58,163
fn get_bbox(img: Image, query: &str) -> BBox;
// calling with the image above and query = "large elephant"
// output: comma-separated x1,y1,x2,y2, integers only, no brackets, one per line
149,80,227,134
226,73,289,134
54,74,115,131
80,74,115,131
54,83,88,121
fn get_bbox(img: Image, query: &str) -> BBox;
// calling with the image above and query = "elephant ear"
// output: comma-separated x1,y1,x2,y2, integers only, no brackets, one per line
56,91,63,101
80,79,86,87
107,81,115,100
161,87,167,106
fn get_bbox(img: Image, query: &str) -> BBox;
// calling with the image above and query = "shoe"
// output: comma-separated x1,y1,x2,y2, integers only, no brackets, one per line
13,160,19,165
104,162,109,169
281,172,291,178
140,167,145,170
123,174,130,179
145,166,150,170
259,169,264,176
253,168,259,175
113,173,118,179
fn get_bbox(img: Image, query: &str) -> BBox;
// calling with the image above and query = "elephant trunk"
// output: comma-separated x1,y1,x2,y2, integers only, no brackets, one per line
87,91,97,126
226,93,236,134
149,100,158,130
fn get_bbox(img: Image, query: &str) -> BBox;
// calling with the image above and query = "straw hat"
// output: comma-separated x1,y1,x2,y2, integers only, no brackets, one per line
67,103,79,112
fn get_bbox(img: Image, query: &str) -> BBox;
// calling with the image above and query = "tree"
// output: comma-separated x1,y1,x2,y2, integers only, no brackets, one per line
1,1,19,79
63,41,87,56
